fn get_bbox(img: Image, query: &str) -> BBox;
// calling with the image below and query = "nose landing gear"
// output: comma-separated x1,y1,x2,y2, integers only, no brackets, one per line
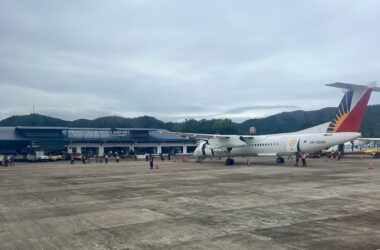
225,158,235,165
225,147,235,166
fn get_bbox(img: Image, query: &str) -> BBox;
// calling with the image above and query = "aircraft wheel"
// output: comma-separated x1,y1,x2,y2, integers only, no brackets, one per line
276,156,285,164
225,158,235,165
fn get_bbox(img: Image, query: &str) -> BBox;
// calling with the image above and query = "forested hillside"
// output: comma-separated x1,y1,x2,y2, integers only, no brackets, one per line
1,105,379,137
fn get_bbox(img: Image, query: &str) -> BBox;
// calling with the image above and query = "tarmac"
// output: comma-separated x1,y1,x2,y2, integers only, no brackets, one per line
0,156,379,250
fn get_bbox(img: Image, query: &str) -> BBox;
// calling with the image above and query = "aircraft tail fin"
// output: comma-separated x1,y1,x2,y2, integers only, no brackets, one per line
325,82,379,133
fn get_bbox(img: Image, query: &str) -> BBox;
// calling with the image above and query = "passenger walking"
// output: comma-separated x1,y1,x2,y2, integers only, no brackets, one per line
9,156,14,167
70,154,75,165
149,154,154,169
295,152,300,166
5,156,9,167
116,155,120,163
301,152,307,167
294,152,300,167
105,154,109,164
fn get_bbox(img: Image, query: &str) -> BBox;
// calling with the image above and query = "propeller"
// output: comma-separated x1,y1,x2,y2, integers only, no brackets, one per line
201,140,209,160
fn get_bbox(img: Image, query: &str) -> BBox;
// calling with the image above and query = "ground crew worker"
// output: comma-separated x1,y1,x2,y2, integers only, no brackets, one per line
301,152,307,167
149,154,154,169
295,152,300,166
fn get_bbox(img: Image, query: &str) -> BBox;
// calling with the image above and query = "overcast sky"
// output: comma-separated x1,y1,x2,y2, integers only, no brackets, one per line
0,0,379,122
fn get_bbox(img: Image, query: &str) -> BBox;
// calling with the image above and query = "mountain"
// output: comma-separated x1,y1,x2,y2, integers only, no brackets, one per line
239,105,380,137
239,105,380,136
361,104,380,137
0,113,70,127
0,114,165,129
0,105,379,136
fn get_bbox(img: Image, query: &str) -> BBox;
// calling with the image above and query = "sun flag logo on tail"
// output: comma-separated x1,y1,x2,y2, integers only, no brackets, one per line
327,88,372,133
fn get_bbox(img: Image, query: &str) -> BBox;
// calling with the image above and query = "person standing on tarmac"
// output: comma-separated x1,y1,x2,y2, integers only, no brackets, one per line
295,152,300,166
301,152,307,167
149,154,154,169
70,154,75,165
104,154,109,164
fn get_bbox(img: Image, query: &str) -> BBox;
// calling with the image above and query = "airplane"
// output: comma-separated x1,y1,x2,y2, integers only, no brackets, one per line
166,82,380,165
326,138,380,158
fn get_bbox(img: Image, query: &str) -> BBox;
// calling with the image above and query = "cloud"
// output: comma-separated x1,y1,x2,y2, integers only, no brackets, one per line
0,0,379,122
223,105,300,115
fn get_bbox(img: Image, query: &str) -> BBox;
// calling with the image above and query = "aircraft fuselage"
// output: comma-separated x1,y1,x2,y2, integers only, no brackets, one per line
194,132,360,158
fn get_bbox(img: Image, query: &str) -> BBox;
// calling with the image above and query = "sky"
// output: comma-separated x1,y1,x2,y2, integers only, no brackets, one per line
0,0,379,122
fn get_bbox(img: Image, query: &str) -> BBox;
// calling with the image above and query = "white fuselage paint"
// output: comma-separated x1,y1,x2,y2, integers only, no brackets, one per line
194,132,360,158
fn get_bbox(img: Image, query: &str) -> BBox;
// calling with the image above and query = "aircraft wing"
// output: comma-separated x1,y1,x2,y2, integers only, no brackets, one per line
160,131,254,148
163,132,231,139
161,131,253,139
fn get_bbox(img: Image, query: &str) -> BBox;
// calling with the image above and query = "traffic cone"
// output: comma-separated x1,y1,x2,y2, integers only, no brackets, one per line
368,162,374,170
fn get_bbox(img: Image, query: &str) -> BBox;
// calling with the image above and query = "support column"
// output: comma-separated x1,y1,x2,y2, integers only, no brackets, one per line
76,147,82,154
157,145,162,154
183,145,187,154
98,146,104,156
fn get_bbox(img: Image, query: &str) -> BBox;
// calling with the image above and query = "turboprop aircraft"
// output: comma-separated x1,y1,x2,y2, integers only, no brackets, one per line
326,138,380,157
168,82,380,165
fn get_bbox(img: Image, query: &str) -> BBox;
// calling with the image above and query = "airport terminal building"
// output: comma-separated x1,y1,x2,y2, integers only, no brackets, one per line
0,126,197,158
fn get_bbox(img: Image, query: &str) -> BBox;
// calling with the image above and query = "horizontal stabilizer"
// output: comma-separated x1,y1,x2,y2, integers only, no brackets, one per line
326,82,380,92
325,81,377,133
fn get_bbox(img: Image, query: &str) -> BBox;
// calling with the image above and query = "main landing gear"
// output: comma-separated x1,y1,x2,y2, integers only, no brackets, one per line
276,156,285,164
225,147,235,166
225,158,235,166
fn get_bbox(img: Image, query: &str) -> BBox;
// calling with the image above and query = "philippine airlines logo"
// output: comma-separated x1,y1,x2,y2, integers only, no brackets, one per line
288,139,297,147
328,90,353,132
